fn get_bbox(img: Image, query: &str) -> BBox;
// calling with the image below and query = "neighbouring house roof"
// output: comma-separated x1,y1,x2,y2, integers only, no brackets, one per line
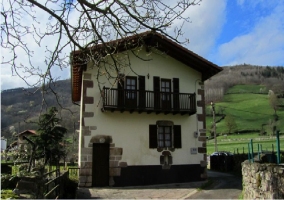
16,130,37,137
70,31,222,102
6,140,18,150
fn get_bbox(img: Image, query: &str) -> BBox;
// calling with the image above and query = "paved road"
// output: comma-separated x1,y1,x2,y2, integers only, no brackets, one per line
76,181,204,199
76,170,242,199
188,171,242,199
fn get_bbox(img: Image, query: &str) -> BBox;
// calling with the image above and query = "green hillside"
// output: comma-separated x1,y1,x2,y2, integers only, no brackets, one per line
206,84,284,136
206,84,284,155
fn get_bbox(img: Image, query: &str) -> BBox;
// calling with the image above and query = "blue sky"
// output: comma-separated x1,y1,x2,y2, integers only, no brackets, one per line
1,0,284,90
183,0,284,67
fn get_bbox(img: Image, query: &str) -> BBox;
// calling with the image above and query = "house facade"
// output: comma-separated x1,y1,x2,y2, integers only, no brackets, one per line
17,130,36,151
71,31,222,187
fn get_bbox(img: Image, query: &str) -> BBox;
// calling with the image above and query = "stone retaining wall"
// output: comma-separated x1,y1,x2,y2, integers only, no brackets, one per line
242,161,284,199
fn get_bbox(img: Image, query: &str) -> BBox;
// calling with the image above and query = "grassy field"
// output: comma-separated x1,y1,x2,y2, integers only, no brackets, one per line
206,84,284,155
207,134,284,155
226,84,266,94
206,85,284,134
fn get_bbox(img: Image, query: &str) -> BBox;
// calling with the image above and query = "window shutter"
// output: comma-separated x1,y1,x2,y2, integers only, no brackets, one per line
173,78,180,110
149,124,157,148
174,125,182,148
117,75,125,107
153,76,160,91
139,76,146,108
117,75,124,89
173,78,179,93
153,76,160,109
139,76,145,90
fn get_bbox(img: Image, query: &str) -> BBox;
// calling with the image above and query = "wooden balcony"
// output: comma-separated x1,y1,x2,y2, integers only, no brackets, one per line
102,87,196,115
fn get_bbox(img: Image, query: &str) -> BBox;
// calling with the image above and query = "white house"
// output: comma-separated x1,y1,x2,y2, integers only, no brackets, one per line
17,130,37,151
71,31,222,187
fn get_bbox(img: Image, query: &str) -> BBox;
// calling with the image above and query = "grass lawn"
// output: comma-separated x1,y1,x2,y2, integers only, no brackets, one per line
207,135,284,155
206,85,284,135
226,84,266,94
206,84,284,155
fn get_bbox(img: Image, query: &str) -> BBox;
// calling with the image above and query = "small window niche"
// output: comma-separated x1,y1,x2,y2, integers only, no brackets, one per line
160,151,172,169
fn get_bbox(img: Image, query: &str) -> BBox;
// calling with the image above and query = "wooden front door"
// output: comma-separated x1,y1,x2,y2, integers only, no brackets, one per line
92,143,109,187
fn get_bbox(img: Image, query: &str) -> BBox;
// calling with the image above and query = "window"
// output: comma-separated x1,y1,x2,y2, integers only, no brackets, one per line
153,77,180,110
117,75,140,108
125,77,137,99
158,126,172,147
149,122,181,149
161,79,171,101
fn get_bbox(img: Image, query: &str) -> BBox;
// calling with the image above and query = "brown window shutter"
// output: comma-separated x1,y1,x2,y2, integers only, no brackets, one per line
149,124,157,148
117,75,125,107
173,78,179,93
139,76,145,90
117,75,125,89
173,78,180,110
153,76,160,91
153,76,160,109
139,76,146,108
174,125,182,148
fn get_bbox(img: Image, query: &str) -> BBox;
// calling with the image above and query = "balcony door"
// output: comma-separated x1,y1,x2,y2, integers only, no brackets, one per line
161,79,171,110
125,77,137,108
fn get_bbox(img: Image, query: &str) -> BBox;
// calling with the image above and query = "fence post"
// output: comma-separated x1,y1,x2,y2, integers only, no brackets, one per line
258,144,260,161
250,139,254,163
276,130,280,164
248,143,251,163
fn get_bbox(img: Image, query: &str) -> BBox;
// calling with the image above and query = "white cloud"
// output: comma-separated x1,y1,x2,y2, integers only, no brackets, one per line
1,0,227,90
181,0,227,56
1,0,76,90
215,2,284,66
2,0,282,91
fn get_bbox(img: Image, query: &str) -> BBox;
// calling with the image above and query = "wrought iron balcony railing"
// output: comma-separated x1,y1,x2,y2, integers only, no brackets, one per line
102,87,196,115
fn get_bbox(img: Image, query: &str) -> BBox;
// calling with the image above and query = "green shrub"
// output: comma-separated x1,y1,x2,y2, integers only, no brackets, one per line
1,189,20,199
1,174,20,189
61,177,78,199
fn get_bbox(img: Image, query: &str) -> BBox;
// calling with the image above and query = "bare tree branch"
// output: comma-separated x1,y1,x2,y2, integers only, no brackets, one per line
1,0,201,112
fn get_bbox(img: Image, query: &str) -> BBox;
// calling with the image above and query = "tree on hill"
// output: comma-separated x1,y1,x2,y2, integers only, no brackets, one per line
205,65,284,104
33,107,67,165
268,90,279,116
224,114,238,134
1,0,199,108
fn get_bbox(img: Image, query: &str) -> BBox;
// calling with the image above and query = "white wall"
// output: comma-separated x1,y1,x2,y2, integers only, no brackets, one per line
81,47,204,166
1,139,7,151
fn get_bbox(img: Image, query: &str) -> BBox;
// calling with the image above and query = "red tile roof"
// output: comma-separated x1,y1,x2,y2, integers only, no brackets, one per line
17,130,37,136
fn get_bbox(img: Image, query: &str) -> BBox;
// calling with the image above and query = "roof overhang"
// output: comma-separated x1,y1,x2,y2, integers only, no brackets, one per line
16,130,37,137
70,31,222,102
